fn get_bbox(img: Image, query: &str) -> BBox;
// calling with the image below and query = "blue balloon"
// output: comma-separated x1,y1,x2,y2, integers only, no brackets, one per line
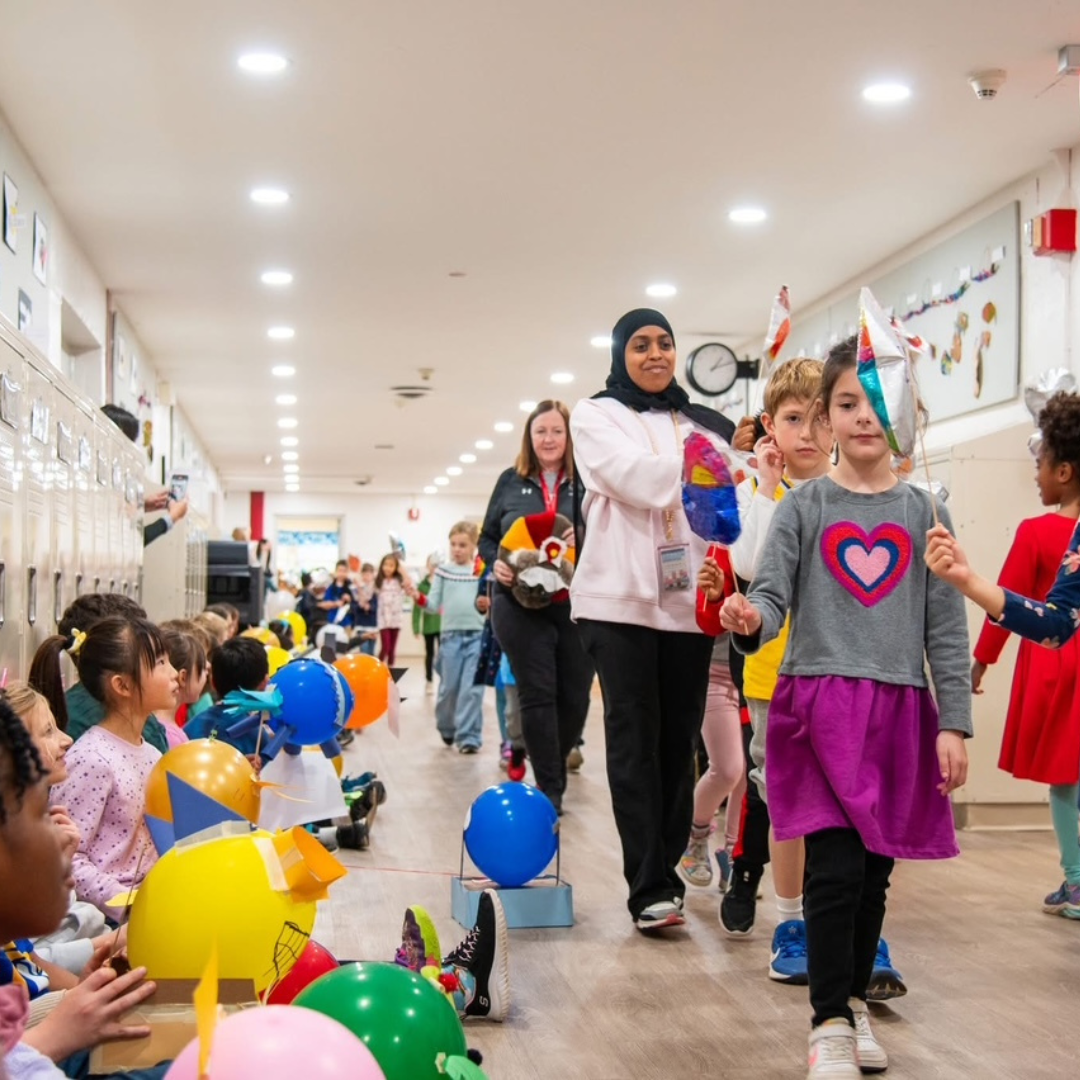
271,659,348,746
464,783,559,887
333,670,355,726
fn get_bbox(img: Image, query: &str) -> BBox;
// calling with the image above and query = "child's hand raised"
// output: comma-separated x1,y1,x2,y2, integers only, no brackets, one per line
720,593,762,636
925,525,970,586
936,730,968,795
696,557,725,603
755,436,785,497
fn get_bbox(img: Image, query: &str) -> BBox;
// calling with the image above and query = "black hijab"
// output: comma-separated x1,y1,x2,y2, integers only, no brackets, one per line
592,308,735,442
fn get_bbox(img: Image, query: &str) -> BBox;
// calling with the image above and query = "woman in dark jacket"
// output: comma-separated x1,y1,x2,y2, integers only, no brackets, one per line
480,400,593,813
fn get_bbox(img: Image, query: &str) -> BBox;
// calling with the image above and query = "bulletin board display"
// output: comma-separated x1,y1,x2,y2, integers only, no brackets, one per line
787,201,1020,423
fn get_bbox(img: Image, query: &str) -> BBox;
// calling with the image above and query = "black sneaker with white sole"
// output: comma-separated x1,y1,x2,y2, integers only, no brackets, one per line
720,869,759,937
444,889,510,1022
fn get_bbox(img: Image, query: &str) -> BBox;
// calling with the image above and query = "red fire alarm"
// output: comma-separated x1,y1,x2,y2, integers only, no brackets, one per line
408,506,420,522
1031,208,1077,255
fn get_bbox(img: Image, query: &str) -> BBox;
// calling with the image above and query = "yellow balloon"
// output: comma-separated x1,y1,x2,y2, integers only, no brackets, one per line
128,829,325,994
265,646,291,676
145,739,261,825
243,627,281,649
282,610,308,645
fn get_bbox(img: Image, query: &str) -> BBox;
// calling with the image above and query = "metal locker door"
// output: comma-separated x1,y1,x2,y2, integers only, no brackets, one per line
108,440,125,595
52,388,77,630
72,403,95,602
91,416,112,596
0,336,26,680
23,357,54,660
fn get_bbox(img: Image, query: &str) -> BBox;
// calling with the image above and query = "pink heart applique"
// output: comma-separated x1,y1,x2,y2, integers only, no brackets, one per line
821,522,912,607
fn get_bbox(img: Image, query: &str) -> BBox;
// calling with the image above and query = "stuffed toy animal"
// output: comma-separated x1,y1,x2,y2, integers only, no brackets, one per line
498,511,576,609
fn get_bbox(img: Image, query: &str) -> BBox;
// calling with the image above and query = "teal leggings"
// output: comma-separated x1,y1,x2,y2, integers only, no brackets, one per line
1049,783,1080,884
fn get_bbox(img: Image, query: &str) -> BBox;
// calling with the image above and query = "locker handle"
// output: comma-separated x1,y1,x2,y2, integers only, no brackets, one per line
27,566,37,627
0,561,5,629
108,578,116,594
53,570,63,625
93,576,101,592
75,572,83,597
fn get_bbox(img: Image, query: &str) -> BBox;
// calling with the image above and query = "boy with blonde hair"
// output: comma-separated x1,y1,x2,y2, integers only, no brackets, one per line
410,522,487,753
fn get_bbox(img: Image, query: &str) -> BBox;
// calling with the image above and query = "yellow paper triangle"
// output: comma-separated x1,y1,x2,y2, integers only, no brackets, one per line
194,945,219,1079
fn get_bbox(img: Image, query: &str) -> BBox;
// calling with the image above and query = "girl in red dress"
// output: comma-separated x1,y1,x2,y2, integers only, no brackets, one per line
972,392,1080,915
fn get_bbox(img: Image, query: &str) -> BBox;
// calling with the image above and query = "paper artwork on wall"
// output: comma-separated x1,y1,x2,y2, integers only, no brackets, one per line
2,175,17,253
17,290,31,332
32,213,47,284
787,202,1020,425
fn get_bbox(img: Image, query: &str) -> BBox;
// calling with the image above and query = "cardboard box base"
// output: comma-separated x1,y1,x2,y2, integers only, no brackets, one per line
451,874,573,928
88,979,255,1073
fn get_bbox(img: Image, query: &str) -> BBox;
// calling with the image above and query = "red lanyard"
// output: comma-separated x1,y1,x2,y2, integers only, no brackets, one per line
539,470,564,515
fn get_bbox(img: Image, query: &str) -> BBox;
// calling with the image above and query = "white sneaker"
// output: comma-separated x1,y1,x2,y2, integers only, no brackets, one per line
807,1019,861,1078
849,998,888,1074
634,900,685,932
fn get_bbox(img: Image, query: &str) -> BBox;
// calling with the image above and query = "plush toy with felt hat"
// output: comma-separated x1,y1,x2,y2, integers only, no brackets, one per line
498,511,576,609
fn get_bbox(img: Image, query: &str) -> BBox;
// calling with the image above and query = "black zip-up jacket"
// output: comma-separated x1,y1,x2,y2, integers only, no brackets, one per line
478,467,579,571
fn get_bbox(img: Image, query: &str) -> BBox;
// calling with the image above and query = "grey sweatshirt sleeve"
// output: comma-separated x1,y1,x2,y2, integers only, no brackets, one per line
925,501,974,736
733,493,801,655
32,936,95,975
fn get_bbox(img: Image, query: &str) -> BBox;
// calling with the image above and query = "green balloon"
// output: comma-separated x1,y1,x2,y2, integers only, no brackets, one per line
294,961,468,1080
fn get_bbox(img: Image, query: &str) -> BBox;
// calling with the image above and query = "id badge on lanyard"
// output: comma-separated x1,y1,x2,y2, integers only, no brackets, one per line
658,543,692,592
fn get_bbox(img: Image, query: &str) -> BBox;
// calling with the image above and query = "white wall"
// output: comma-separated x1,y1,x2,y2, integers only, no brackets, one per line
733,144,1080,454
223,490,490,571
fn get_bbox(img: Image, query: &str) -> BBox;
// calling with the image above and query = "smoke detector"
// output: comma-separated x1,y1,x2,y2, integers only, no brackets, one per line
968,69,1006,100
354,475,373,487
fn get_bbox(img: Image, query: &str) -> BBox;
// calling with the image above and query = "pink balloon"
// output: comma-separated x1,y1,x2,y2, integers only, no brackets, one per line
165,1004,385,1080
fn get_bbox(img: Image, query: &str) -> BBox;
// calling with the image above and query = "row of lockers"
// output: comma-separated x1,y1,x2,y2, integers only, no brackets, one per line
0,316,146,682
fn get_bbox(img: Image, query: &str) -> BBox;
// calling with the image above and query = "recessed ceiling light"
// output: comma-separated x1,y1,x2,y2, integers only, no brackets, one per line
434,476,450,486
275,394,297,406
277,417,298,429
519,400,537,413
475,439,494,450
551,372,574,385
423,485,438,495
271,364,295,378
268,326,295,340
263,454,273,466
446,466,463,476
728,207,768,225
645,283,677,299
590,335,612,349
494,421,514,433
237,52,289,76
459,453,477,464
261,269,293,286
283,464,300,474
862,82,912,104
281,451,299,462
285,484,300,493
280,436,299,447
250,187,289,205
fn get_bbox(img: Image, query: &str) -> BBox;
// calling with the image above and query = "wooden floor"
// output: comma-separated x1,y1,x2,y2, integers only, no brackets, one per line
317,668,1080,1079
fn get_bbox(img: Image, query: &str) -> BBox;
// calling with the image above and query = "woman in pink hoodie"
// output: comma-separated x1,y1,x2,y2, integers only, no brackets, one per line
571,308,737,933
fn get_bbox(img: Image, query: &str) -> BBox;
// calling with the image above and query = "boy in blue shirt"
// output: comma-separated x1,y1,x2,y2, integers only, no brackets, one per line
184,637,273,765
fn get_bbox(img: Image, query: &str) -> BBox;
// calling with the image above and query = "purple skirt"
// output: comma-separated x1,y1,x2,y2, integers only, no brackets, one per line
766,675,959,860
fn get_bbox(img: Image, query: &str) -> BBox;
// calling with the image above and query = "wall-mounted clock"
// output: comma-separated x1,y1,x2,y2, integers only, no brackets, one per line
685,342,739,397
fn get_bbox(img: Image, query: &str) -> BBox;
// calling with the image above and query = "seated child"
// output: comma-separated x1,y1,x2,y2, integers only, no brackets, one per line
183,637,273,765
40,618,175,919
0,698,167,1080
156,627,208,749
29,594,170,755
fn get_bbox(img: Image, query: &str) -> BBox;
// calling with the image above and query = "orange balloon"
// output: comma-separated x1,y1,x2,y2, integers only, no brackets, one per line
333,653,391,729
145,738,261,825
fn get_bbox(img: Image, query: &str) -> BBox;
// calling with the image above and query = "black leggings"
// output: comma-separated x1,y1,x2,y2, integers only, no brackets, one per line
578,619,713,919
805,828,894,1026
423,632,440,682
491,593,593,805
